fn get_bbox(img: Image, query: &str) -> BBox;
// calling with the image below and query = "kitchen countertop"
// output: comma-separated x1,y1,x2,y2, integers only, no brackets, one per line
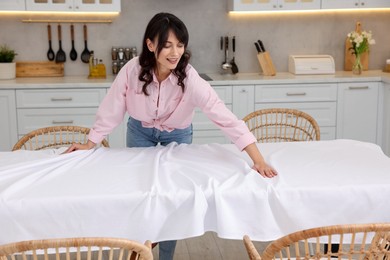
207,70,390,85
0,71,389,89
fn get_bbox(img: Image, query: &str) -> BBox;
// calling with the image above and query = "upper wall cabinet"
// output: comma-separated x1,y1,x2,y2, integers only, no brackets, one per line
228,0,321,11
0,0,26,11
321,0,390,9
25,0,121,12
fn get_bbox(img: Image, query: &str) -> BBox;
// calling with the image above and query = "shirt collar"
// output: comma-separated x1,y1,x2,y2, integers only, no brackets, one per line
152,70,177,85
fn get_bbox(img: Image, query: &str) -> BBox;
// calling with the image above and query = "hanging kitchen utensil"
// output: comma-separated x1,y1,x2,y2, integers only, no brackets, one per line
222,36,231,70
220,36,225,68
69,24,77,61
55,24,66,63
81,24,91,63
230,36,239,74
47,24,55,61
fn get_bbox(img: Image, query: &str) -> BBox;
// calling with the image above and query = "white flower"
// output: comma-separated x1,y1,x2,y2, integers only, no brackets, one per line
347,30,375,55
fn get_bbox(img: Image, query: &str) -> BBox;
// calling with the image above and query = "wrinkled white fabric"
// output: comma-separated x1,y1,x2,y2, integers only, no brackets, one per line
0,140,390,244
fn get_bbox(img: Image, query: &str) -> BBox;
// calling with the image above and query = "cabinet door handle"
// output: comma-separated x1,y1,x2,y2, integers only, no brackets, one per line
52,120,74,124
348,86,369,90
286,92,307,96
51,97,73,101
240,89,247,93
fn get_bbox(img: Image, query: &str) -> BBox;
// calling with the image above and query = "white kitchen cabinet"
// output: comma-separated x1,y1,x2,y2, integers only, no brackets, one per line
228,0,321,12
336,82,379,144
0,0,26,10
16,88,127,148
192,86,233,144
15,88,107,140
25,0,120,12
254,83,338,140
232,85,255,120
0,90,18,151
321,0,390,9
17,108,100,135
382,83,390,156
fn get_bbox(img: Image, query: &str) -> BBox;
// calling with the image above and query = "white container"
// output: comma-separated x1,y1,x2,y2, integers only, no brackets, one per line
288,55,335,75
0,62,16,80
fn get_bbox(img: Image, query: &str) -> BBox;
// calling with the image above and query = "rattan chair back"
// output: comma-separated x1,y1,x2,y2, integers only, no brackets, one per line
0,237,153,260
12,126,109,151
243,108,320,143
243,223,390,260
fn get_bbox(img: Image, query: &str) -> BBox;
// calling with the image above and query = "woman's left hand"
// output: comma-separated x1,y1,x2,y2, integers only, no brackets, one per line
252,163,278,178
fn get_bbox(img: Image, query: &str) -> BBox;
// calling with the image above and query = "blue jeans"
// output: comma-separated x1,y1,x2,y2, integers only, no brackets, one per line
126,117,193,260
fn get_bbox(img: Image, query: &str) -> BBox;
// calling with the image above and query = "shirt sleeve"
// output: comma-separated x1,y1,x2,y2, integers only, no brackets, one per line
188,71,256,151
88,64,129,144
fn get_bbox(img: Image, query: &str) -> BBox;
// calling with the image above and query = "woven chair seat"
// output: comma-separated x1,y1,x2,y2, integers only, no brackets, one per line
244,223,390,260
243,108,320,143
0,237,153,260
12,125,109,151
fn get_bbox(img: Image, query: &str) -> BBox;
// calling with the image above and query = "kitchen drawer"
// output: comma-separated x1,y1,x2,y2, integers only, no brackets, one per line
255,83,337,103
213,85,233,104
16,89,106,108
255,102,336,127
192,105,233,131
319,126,336,140
17,108,98,134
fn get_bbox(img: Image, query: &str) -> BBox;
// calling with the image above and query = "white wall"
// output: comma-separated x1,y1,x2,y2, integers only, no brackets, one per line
1,0,390,76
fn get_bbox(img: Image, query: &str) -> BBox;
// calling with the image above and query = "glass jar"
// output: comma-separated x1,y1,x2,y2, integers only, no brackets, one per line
124,48,131,60
118,48,124,60
112,61,119,74
131,47,137,59
111,47,118,60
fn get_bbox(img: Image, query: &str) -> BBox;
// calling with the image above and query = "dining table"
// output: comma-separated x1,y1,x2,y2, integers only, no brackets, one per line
1,139,390,245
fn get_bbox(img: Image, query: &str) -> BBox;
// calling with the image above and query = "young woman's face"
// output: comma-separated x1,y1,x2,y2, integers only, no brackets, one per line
147,30,185,75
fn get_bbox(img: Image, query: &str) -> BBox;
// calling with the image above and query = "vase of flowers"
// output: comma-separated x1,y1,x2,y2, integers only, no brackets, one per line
347,30,375,75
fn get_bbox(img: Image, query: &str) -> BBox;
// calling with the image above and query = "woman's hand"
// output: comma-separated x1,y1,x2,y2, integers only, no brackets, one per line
252,162,278,178
244,142,278,178
63,140,96,154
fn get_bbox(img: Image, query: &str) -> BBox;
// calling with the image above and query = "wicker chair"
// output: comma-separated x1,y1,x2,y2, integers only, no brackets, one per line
243,223,390,260
243,108,320,143
12,125,109,151
0,237,153,260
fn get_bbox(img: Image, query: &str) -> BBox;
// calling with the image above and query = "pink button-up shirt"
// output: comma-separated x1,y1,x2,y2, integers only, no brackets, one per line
88,57,256,151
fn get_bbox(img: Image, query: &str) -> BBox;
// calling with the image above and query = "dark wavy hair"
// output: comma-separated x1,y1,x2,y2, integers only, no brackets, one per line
138,12,191,96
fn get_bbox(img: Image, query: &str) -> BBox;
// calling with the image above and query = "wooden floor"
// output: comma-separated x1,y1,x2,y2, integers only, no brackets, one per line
152,232,270,260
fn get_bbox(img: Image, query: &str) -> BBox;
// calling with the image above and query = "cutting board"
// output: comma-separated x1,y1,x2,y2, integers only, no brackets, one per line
344,22,369,71
16,61,64,77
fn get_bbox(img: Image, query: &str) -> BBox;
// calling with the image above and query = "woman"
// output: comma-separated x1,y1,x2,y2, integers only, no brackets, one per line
65,12,277,260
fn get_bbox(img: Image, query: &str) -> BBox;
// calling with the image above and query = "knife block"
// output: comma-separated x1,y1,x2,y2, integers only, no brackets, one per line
257,52,276,76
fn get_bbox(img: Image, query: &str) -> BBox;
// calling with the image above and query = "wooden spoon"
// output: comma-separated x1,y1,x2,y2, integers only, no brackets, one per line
55,24,66,63
80,24,91,63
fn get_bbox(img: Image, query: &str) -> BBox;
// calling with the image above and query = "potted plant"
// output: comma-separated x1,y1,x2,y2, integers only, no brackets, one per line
0,44,17,80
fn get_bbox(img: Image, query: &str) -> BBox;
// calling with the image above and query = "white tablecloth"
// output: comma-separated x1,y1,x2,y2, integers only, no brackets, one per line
1,140,390,244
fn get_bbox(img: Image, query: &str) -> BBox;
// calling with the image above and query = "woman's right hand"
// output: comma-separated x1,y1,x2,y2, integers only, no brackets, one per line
63,140,96,154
